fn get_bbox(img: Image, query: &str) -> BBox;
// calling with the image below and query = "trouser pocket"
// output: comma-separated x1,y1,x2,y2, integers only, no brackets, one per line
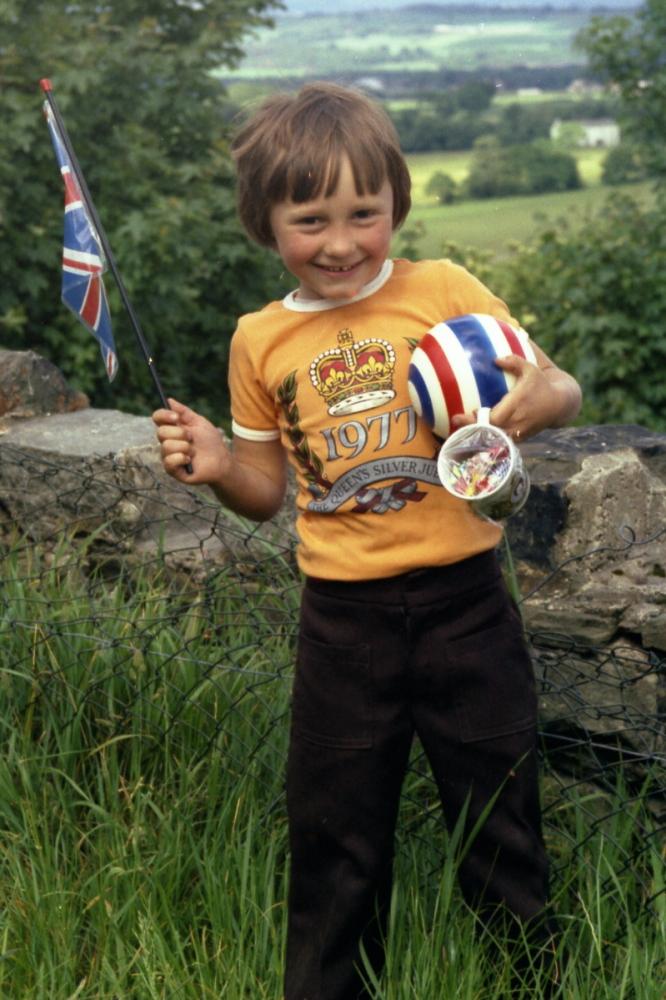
292,631,372,749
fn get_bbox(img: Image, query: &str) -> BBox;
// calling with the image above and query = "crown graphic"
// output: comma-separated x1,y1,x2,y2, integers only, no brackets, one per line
310,329,396,416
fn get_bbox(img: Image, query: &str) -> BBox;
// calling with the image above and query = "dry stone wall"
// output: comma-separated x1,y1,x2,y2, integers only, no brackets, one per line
1,349,664,761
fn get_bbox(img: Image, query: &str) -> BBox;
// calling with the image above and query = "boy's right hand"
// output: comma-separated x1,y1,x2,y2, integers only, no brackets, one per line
152,398,230,486
154,398,287,521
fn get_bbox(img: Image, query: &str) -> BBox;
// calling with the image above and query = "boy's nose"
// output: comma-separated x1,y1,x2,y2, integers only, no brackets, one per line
323,225,354,258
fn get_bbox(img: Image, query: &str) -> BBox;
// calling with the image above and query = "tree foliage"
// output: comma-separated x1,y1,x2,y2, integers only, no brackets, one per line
391,92,617,155
0,0,284,416
498,0,666,429
495,97,617,148
577,0,666,178
466,138,581,199
602,143,650,186
425,171,459,205
390,81,495,153
496,192,666,430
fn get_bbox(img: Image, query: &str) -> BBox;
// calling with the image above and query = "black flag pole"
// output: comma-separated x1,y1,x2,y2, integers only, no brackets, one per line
40,78,193,472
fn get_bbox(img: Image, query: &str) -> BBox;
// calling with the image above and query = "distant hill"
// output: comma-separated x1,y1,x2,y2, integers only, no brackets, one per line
282,0,639,12
225,3,637,84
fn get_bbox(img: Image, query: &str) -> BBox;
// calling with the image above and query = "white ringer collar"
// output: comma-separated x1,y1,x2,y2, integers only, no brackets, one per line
282,259,394,312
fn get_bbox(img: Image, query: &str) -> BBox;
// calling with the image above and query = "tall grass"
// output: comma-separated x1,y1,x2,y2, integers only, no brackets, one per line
0,539,663,997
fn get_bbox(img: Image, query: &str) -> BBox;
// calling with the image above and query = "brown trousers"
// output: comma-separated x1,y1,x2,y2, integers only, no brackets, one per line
285,550,552,1000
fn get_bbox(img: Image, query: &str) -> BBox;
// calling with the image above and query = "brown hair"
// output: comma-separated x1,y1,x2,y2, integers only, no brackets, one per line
230,82,412,247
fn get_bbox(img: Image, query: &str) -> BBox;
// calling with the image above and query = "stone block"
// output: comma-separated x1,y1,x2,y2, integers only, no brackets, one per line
0,349,88,418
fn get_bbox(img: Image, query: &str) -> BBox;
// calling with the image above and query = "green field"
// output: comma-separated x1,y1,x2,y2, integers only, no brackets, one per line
221,7,592,79
398,149,651,258
408,147,605,203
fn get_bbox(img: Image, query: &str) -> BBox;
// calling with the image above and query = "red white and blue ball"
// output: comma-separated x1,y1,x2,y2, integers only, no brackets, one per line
407,313,536,439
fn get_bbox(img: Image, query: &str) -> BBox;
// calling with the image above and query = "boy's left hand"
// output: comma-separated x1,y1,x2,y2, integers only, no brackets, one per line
490,353,556,440
450,347,581,441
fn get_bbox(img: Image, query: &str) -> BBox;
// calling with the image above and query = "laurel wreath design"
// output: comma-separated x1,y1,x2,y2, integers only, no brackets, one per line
277,371,332,499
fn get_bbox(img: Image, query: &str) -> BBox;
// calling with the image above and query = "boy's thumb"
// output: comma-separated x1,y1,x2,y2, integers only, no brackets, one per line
495,354,526,376
167,398,199,426
167,397,190,417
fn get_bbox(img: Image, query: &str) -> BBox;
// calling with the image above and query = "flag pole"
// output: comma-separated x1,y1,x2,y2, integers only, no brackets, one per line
40,78,169,409
40,78,193,473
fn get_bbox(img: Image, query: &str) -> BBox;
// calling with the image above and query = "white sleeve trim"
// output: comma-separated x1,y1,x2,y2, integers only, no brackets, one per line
231,419,280,442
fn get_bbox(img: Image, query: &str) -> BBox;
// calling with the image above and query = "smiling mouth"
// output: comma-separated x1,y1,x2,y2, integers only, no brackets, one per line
315,262,361,273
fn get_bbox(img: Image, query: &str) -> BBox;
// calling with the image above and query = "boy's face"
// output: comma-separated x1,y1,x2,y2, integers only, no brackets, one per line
269,155,394,302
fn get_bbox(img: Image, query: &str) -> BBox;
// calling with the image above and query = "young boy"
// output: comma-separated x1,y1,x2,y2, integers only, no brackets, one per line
153,82,581,999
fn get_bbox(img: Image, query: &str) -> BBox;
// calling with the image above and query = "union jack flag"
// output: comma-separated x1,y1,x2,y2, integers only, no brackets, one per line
44,102,118,379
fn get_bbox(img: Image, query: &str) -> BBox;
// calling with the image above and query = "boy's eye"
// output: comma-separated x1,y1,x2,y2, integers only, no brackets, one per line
296,215,321,226
354,209,374,219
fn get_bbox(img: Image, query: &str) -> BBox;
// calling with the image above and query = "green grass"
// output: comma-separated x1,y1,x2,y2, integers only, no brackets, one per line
491,89,595,106
407,147,607,204
398,148,653,258
0,537,663,997
408,150,477,197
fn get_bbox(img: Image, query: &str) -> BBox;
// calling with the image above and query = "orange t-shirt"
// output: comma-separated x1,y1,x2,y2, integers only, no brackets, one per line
229,258,518,580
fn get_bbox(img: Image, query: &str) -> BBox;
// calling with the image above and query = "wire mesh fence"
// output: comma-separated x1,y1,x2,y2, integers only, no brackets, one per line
1,437,664,925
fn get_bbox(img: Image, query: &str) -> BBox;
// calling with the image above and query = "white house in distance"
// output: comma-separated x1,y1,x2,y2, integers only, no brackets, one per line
550,117,621,148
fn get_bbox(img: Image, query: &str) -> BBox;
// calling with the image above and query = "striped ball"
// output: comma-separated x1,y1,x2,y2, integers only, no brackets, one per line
407,314,536,439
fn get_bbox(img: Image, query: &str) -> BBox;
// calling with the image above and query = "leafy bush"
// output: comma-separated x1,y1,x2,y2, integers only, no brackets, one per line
496,191,666,429
467,139,581,198
602,143,650,185
425,171,459,205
